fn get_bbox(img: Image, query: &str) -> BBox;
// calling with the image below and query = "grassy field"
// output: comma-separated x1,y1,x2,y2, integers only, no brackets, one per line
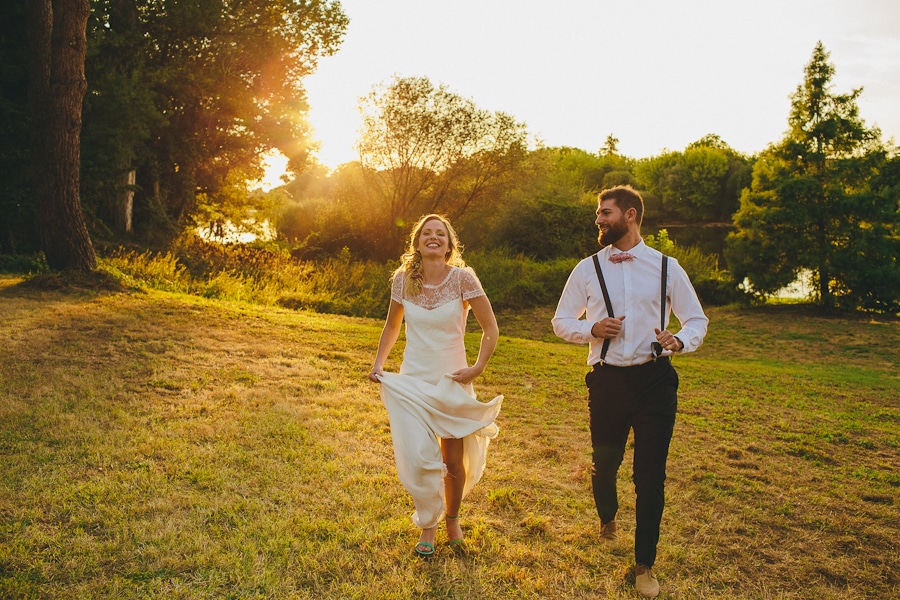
0,275,897,599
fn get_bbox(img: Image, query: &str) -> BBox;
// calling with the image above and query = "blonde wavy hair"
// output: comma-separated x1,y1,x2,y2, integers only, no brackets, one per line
394,214,466,297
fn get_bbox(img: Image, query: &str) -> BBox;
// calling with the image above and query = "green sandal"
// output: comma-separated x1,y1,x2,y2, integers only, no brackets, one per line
414,541,435,557
446,515,464,548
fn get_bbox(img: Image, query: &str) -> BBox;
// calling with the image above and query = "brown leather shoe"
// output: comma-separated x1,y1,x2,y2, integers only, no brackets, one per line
634,564,660,598
600,519,617,542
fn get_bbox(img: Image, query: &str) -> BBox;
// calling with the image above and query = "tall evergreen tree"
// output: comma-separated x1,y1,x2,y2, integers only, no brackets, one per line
726,42,898,311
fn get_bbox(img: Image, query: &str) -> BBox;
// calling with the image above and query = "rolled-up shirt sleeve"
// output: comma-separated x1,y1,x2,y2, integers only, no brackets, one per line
669,262,708,353
553,251,708,365
552,259,599,345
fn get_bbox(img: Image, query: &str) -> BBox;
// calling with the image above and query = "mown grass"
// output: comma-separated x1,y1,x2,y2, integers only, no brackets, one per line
0,275,897,599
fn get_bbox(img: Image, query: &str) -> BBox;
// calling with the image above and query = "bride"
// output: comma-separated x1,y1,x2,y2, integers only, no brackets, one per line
368,214,503,557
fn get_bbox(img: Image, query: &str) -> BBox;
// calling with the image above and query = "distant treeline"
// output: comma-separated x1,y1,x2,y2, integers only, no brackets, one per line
1,0,897,312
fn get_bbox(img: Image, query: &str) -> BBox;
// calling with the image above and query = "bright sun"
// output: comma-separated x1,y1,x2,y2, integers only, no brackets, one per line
256,150,290,191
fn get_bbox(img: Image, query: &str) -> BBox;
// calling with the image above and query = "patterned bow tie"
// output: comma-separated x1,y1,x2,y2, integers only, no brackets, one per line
609,252,634,264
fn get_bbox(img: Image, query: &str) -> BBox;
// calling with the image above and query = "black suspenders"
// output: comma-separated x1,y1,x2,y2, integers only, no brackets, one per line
660,255,668,328
592,252,669,365
591,254,614,363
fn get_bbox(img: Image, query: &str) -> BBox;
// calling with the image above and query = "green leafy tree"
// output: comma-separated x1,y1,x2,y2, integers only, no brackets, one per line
827,153,900,313
670,145,728,216
635,134,750,221
689,134,754,221
632,150,679,220
83,0,348,239
645,228,742,306
81,0,162,237
591,140,638,191
356,76,528,257
276,161,372,259
474,195,596,261
533,146,610,198
459,145,638,260
3,0,347,252
726,42,897,311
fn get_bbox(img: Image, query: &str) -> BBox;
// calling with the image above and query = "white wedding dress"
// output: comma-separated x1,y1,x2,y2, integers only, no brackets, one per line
378,267,503,529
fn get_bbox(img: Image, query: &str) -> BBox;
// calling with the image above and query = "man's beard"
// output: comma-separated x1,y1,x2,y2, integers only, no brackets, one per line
598,218,628,246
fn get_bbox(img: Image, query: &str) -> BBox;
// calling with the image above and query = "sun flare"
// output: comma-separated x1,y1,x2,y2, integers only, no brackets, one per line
256,150,290,191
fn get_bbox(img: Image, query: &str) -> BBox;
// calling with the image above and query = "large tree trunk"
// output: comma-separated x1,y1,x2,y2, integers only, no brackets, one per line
26,0,97,272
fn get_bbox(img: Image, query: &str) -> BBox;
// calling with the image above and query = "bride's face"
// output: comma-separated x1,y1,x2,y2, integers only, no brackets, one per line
417,219,450,260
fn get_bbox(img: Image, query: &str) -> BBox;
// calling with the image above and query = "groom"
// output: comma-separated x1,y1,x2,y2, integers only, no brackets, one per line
552,185,708,597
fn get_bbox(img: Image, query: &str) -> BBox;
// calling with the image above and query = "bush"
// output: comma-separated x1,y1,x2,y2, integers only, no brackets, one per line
96,233,749,316
277,253,394,317
693,276,749,306
465,249,577,310
102,236,395,317
171,233,297,280
467,199,597,261
644,228,749,305
0,253,48,274
101,249,189,292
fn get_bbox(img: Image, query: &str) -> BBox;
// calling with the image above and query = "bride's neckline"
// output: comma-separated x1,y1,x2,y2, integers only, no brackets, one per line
422,266,454,288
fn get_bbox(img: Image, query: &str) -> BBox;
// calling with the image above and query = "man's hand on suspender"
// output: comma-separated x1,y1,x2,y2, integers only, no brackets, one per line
592,315,626,339
654,327,682,351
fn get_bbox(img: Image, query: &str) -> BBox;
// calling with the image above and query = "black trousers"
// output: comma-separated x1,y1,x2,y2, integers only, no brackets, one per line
585,357,678,568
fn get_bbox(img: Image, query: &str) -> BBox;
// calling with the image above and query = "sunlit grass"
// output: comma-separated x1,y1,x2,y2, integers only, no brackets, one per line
0,275,897,598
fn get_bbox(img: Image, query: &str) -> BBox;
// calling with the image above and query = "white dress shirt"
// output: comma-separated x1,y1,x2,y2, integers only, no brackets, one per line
552,240,709,366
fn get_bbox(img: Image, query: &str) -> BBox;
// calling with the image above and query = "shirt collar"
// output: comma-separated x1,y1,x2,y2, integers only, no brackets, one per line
604,240,646,258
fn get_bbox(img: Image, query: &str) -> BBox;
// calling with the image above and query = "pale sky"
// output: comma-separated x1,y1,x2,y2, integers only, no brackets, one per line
301,0,900,171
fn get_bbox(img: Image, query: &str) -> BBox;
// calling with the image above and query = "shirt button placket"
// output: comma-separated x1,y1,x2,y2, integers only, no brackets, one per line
622,263,634,363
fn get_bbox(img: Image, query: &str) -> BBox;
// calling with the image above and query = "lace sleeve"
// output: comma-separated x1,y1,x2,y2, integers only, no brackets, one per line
458,267,486,302
391,271,405,303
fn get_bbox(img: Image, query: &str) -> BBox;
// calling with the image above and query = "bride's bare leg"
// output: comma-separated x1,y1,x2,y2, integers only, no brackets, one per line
441,437,465,543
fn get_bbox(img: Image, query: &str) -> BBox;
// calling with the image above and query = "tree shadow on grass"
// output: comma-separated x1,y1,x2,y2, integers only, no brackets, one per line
2,270,128,295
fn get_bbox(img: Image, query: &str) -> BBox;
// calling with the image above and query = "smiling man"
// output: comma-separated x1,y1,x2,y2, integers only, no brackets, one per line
552,185,708,598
